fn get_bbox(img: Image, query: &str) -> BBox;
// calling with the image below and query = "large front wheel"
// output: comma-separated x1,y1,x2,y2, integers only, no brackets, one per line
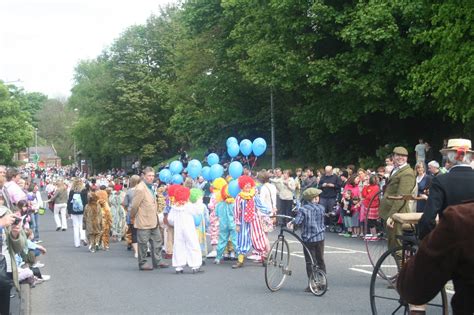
265,238,290,292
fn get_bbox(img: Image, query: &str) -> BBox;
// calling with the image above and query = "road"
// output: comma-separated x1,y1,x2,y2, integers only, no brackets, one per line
30,210,448,314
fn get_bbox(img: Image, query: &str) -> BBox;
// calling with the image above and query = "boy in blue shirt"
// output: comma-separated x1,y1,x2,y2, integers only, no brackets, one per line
288,188,326,292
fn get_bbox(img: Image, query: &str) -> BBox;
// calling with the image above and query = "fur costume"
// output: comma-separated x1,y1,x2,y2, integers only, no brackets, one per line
96,190,112,249
83,192,103,251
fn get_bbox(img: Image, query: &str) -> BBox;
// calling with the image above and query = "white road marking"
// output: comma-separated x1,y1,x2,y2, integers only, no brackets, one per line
349,268,373,275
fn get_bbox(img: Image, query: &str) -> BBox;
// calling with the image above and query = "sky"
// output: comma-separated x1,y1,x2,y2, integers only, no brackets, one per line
0,0,175,98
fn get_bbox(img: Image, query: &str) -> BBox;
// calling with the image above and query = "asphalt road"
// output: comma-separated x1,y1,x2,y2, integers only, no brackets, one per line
30,210,450,315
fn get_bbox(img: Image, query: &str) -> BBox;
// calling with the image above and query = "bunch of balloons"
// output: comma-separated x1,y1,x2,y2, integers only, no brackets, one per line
226,136,267,158
158,136,267,186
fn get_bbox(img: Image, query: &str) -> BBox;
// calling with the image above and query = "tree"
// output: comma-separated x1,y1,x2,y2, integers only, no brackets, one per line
0,82,33,164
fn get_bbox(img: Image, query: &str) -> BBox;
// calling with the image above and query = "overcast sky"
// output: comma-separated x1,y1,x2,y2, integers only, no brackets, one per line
0,0,175,98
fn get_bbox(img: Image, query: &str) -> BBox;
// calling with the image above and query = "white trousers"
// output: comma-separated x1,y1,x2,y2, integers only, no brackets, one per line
54,203,68,229
71,214,86,247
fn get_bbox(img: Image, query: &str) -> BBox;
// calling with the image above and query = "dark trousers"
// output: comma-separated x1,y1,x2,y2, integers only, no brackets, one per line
279,199,294,217
303,240,326,277
0,272,12,315
137,225,162,268
319,197,336,225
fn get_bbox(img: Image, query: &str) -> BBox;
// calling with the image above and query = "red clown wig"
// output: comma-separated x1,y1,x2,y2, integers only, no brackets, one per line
238,175,255,189
174,186,190,204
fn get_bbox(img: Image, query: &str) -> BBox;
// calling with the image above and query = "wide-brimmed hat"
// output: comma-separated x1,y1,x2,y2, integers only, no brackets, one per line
440,138,473,154
392,146,409,156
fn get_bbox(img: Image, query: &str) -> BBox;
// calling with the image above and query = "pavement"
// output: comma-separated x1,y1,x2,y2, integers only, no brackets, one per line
29,209,450,315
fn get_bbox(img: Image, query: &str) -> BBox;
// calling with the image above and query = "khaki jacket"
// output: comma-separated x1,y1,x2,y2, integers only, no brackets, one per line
130,182,158,229
379,164,416,220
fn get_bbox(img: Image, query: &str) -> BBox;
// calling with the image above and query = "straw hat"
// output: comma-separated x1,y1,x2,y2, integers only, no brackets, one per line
440,138,473,154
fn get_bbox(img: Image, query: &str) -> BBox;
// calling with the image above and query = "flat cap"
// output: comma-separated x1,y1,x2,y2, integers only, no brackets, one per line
302,188,322,201
393,146,408,156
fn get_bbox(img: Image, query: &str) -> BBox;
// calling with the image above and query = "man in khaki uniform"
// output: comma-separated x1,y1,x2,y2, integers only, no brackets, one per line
131,167,168,270
379,147,416,251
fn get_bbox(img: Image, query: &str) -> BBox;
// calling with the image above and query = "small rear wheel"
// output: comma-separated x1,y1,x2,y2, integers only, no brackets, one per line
309,268,327,296
265,238,290,292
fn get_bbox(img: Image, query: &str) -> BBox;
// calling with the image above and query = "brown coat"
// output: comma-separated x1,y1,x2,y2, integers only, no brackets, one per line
397,202,474,314
130,181,158,229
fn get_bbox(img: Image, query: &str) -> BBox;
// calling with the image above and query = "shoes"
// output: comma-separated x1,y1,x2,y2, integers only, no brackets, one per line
104,246,110,251
192,268,204,274
139,264,153,271
155,262,169,269
232,262,243,269
32,262,45,268
175,268,184,274
146,251,151,257
62,228,66,231
206,250,217,258
164,253,172,259
338,232,346,236
127,245,132,251
75,245,80,248
247,254,261,260
56,227,61,231
81,240,88,246
34,240,43,244
214,259,221,265
370,237,380,241
134,252,138,258
223,253,230,261
343,233,351,238
230,252,236,260
351,234,358,238
41,275,51,281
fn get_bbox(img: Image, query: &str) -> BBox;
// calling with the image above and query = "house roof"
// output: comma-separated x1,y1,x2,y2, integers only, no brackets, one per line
28,146,60,159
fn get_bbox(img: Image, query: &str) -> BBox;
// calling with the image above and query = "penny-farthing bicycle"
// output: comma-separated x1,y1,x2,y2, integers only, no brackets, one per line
265,214,328,296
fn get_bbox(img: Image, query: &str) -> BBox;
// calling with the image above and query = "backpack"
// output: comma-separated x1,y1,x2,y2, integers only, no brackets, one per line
71,193,84,213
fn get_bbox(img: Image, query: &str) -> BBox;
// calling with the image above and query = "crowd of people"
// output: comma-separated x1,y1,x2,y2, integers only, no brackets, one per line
1,137,473,314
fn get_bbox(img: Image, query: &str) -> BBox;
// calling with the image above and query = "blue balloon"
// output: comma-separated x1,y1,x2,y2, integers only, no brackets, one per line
170,160,183,175
226,137,238,147
228,179,241,198
227,142,239,158
207,153,219,166
187,159,202,179
159,169,172,183
239,139,252,156
171,174,183,184
201,166,211,181
252,137,267,157
228,161,243,179
210,164,224,181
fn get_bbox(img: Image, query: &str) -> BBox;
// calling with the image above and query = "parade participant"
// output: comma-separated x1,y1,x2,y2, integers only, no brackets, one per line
418,138,474,239
167,185,203,274
66,178,88,248
96,187,112,250
122,175,140,258
130,167,168,271
379,147,416,251
206,177,227,258
188,188,208,259
214,185,237,264
398,202,474,314
83,192,102,252
47,179,68,231
288,187,326,292
232,175,269,268
109,187,126,242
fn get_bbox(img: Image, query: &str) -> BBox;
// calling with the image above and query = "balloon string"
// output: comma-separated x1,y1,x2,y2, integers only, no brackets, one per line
251,157,258,170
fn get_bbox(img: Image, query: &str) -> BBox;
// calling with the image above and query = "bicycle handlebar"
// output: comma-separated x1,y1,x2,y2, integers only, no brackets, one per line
270,214,294,221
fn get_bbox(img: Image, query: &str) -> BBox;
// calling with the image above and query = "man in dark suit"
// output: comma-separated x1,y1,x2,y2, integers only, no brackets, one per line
418,138,474,239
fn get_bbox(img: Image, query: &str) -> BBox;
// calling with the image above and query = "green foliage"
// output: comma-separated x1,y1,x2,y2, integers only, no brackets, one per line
68,0,473,170
0,83,34,164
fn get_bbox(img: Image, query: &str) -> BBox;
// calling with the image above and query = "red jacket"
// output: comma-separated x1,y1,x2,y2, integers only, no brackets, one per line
362,184,379,208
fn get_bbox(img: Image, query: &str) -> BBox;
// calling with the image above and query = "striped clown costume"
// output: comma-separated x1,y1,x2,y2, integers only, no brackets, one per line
233,175,270,268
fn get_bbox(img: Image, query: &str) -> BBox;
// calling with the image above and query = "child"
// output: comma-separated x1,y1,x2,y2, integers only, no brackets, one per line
189,188,209,261
340,190,353,237
206,178,227,258
167,185,203,274
351,197,361,238
214,184,237,264
24,229,46,268
362,175,380,240
288,188,326,292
